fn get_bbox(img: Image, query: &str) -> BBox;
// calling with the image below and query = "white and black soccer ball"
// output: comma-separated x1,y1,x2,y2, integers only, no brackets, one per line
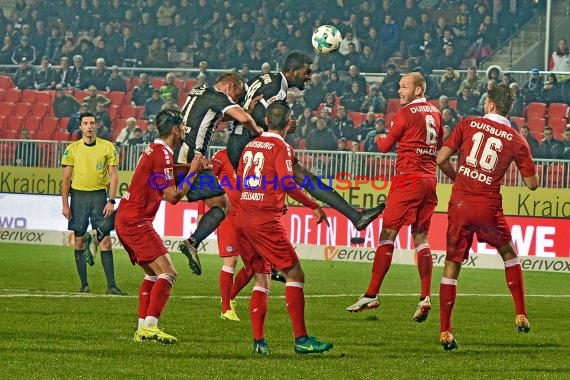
311,25,342,55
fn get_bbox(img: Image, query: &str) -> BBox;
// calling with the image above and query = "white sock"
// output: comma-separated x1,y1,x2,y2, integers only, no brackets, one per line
137,318,145,330
143,316,158,328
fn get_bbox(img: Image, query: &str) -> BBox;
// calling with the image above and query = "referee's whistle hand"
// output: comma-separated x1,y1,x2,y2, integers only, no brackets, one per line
103,203,114,217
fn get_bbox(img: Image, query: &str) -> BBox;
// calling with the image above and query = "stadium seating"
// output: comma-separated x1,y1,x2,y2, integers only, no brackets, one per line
527,118,546,139
510,116,525,127
35,91,52,105
14,103,31,117
41,117,59,132
348,112,367,126
0,75,13,90
3,88,20,103
525,102,547,119
548,118,567,138
107,91,126,106
31,103,49,117
547,102,568,119
6,116,23,131
21,89,38,103
119,105,138,118
23,116,41,131
35,130,53,140
0,102,15,117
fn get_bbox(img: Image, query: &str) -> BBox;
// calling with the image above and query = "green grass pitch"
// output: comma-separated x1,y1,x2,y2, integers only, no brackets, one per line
1,243,569,379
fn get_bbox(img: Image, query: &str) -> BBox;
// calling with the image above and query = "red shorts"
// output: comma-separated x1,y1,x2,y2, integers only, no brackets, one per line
235,213,298,274
116,221,168,266
217,213,240,257
382,177,437,233
446,196,512,263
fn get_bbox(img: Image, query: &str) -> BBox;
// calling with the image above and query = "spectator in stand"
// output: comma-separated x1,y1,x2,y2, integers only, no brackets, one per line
34,55,57,90
417,46,437,75
380,63,401,99
116,117,140,146
193,74,207,89
95,118,111,141
83,85,112,113
95,102,112,131
345,65,367,96
521,68,544,103
337,137,350,153
238,64,253,82
128,127,144,145
470,80,496,116
93,39,114,68
161,96,179,111
144,89,164,119
160,72,179,103
363,118,390,153
357,112,377,143
331,106,356,141
456,87,478,117
442,125,451,141
413,66,439,99
537,126,563,159
549,38,570,82
56,56,72,88
90,58,110,91
510,83,525,117
519,125,540,157
319,93,338,119
324,70,345,96
145,38,168,67
14,128,40,166
197,61,216,87
295,107,317,141
73,38,95,66
11,35,36,64
358,45,382,74
442,108,458,130
0,36,15,65
400,15,420,58
339,31,361,56
286,91,304,120
342,82,366,112
458,66,483,97
307,117,338,151
502,73,516,88
53,84,80,118
541,73,562,104
142,117,159,144
361,85,386,113
106,66,127,92
552,126,570,160
69,55,91,90
304,73,327,111
439,67,462,99
12,57,35,89
341,42,360,71
436,44,461,70
131,73,154,106
438,95,457,120
380,14,400,58
68,103,89,139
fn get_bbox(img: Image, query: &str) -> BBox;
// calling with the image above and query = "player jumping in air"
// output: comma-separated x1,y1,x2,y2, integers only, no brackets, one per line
436,84,538,350
226,51,385,231
345,72,443,323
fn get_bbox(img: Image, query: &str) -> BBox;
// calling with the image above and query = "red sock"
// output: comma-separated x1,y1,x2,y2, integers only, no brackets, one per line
250,287,268,340
220,266,234,312
366,241,394,296
231,267,253,300
285,282,307,339
138,275,157,319
146,274,173,319
439,278,457,333
504,258,527,316
416,245,433,299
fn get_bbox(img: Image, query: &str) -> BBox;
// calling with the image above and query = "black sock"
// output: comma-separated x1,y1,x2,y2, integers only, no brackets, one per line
100,250,116,289
97,210,116,242
74,249,88,287
295,168,360,223
190,206,225,247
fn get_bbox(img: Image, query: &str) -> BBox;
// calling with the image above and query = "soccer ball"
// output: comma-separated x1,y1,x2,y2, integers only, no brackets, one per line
311,25,342,55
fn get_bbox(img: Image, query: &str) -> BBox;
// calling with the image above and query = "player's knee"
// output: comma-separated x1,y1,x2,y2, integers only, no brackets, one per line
159,271,177,284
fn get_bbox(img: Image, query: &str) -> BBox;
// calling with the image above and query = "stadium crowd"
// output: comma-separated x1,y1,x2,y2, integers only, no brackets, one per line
1,0,568,163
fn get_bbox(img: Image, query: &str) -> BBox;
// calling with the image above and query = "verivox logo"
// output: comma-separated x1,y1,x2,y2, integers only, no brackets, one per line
323,246,376,262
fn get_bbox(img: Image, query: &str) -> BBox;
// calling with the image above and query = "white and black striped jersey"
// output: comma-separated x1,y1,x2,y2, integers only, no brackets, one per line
232,72,288,135
177,86,239,163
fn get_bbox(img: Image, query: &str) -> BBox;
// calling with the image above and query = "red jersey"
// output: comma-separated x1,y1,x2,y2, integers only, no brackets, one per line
445,113,536,200
212,149,241,214
237,132,295,218
117,139,175,223
377,98,443,176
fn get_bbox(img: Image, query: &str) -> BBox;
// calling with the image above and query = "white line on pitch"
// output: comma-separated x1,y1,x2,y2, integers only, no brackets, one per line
0,293,569,299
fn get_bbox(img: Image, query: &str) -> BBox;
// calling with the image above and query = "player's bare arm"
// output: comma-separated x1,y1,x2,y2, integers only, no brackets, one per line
522,174,539,191
436,146,457,181
225,106,263,136
164,154,205,204
104,165,118,217
61,165,73,220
